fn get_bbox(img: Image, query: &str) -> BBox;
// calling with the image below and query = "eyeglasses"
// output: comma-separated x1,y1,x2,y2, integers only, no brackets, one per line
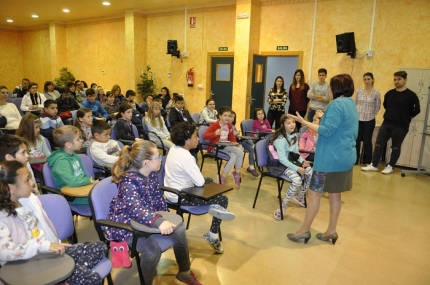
34,118,40,122
150,155,163,161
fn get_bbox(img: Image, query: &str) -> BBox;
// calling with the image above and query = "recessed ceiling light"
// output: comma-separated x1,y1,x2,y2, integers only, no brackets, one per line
7,19,13,23
63,9,70,13
102,2,111,5
32,15,39,18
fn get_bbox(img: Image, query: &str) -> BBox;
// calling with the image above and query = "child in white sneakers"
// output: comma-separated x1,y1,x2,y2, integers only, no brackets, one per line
165,122,235,254
271,114,313,220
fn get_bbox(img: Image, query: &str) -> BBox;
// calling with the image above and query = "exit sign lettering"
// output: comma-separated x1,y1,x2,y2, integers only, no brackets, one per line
218,47,228,51
276,46,289,50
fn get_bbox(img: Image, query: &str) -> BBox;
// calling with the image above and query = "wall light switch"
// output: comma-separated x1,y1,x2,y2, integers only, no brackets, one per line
102,70,105,75
198,84,203,89
168,72,172,78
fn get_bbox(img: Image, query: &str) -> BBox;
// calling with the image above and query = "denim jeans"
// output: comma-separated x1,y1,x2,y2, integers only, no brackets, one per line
240,139,255,165
356,119,376,164
371,121,409,167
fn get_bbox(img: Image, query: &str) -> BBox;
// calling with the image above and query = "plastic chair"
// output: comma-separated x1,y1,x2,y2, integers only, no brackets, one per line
111,124,139,145
86,147,111,178
41,161,93,220
158,156,221,238
142,118,167,155
240,119,254,137
191,112,200,124
198,125,230,184
12,97,24,116
89,177,174,285
252,139,293,220
43,136,52,152
39,194,113,285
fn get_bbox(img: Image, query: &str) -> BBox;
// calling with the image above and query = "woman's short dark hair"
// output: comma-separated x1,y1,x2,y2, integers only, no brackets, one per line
43,81,53,92
330,74,354,99
170,122,196,147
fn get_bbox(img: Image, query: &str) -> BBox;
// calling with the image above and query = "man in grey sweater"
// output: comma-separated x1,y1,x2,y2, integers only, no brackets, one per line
307,68,330,122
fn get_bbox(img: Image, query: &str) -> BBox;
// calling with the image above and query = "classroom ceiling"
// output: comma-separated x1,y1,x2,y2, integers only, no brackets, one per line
0,0,236,29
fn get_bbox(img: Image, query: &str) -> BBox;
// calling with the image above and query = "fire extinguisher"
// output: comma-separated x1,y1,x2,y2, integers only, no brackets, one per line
186,68,194,87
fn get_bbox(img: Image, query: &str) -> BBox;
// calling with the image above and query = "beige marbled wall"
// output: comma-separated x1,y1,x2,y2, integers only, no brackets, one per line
21,28,51,89
0,29,23,90
50,24,67,80
145,6,236,113
66,18,127,91
260,0,430,123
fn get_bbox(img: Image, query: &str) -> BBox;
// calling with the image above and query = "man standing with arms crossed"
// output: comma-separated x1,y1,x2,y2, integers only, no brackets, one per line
362,71,420,174
307,68,330,122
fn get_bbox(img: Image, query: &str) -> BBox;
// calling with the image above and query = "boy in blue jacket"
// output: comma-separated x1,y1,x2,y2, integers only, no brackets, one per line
81,88,109,121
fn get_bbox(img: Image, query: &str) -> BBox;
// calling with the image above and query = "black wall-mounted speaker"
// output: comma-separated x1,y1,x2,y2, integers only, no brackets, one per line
336,32,356,58
167,40,180,58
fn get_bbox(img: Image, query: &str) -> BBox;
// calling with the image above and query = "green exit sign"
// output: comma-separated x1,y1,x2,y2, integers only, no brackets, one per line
218,47,228,51
276,46,289,50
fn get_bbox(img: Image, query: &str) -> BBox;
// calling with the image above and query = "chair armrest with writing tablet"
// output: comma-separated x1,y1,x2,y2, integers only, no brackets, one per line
160,185,182,196
130,211,183,233
41,185,62,195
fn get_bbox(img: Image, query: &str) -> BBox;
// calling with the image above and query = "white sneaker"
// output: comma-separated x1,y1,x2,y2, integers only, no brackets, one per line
208,204,236,221
361,164,378,172
381,165,393,174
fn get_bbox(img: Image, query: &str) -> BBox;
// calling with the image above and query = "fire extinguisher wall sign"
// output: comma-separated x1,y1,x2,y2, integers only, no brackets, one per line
187,68,194,87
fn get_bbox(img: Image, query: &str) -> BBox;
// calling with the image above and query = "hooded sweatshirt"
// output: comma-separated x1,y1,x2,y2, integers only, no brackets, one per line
47,148,91,204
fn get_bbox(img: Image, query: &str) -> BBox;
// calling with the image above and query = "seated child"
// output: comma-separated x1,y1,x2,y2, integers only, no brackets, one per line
56,86,80,122
0,134,39,195
229,110,259,177
140,94,154,116
47,125,99,204
270,114,313,221
74,108,94,147
168,95,192,127
144,101,173,150
90,120,121,166
106,140,202,285
198,99,218,125
101,91,119,122
125,89,144,114
0,160,107,285
299,113,322,162
81,88,109,121
16,113,51,159
203,106,244,187
165,122,235,254
252,108,272,137
40,99,64,138
114,102,143,143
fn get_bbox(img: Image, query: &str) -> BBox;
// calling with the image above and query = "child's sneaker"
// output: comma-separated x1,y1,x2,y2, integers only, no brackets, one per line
219,175,226,185
232,172,241,187
208,204,236,221
203,232,224,254
273,204,287,220
361,164,378,171
247,167,260,177
292,193,306,207
175,271,202,285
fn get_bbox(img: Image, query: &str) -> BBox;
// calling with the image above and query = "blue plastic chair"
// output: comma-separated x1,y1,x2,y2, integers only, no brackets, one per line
39,194,113,285
252,139,295,220
191,112,200,124
89,177,174,285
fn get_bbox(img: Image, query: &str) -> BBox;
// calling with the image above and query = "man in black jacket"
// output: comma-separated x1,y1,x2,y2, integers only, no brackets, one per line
56,87,80,123
168,95,192,127
13,78,30,98
362,71,420,174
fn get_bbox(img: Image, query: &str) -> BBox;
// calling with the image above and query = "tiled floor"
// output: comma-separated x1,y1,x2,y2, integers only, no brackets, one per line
76,160,430,285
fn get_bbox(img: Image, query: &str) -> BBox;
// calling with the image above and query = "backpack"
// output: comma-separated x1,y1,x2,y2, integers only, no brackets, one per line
265,137,287,177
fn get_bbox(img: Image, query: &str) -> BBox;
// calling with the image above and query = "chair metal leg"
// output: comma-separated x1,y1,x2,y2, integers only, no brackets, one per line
216,160,223,184
252,175,264,208
200,156,205,171
135,253,145,285
106,273,114,285
277,179,284,220
219,227,222,241
186,214,192,230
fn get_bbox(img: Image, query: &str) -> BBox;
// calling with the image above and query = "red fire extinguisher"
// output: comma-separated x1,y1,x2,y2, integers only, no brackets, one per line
186,68,194,87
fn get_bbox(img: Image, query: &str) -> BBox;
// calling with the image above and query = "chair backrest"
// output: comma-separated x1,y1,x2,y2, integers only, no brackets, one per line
43,136,52,152
191,112,200,124
198,125,210,151
240,119,254,136
255,139,268,168
71,110,78,120
12,97,24,116
157,156,167,186
6,98,14,103
77,153,95,178
165,117,171,128
116,140,124,149
8,91,13,98
110,126,117,139
42,163,58,188
39,194,74,240
131,124,139,137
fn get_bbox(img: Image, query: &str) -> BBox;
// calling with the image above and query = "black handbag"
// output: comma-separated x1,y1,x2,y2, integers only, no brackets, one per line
288,152,302,168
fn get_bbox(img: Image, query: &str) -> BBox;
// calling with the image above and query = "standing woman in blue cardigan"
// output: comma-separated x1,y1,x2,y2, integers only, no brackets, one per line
285,74,358,245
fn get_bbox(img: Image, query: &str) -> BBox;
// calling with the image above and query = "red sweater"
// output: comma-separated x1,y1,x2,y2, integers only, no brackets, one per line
203,121,237,152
